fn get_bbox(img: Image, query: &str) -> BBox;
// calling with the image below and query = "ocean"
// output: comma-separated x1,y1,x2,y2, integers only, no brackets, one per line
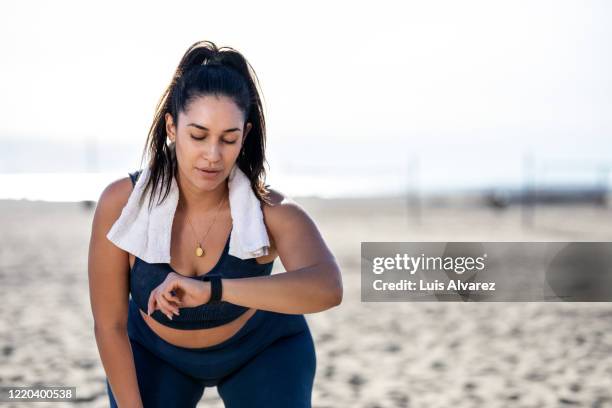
0,138,610,201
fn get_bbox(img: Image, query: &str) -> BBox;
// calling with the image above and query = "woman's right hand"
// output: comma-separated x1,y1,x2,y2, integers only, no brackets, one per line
147,272,211,319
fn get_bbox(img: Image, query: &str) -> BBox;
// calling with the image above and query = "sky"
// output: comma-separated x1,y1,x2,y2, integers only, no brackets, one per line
0,0,611,197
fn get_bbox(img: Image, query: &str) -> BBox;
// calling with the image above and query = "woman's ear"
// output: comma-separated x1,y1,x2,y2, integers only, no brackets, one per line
165,113,176,142
242,122,252,148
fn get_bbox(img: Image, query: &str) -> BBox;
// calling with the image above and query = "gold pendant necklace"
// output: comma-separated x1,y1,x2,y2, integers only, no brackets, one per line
182,194,226,258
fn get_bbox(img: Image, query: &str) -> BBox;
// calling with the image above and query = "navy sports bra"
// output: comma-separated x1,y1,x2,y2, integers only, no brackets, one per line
127,170,274,330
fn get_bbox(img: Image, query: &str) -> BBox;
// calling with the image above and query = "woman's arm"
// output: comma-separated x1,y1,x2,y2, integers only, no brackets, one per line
221,190,343,314
88,178,143,408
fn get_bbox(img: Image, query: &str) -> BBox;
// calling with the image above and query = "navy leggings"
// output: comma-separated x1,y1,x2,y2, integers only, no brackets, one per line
106,298,316,407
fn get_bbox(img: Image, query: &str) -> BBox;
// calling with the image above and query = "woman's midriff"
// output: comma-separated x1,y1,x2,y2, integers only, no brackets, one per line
138,307,257,349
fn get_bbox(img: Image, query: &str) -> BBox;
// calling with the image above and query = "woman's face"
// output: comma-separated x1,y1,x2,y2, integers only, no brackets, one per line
165,95,252,191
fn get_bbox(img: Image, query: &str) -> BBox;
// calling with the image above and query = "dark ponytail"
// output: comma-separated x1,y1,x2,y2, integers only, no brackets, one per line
138,40,271,211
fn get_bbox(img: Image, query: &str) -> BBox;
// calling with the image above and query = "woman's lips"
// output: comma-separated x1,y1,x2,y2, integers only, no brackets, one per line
196,168,221,179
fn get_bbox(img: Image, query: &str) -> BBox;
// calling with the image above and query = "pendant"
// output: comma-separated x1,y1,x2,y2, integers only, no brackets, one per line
196,244,204,257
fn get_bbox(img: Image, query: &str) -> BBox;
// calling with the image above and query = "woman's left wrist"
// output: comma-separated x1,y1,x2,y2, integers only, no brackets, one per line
219,278,226,302
197,280,211,305
206,276,223,304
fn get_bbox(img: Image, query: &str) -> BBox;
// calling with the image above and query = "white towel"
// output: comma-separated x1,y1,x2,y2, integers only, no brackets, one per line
106,164,270,264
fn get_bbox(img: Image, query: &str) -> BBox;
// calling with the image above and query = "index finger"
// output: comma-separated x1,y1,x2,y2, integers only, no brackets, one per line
147,289,157,316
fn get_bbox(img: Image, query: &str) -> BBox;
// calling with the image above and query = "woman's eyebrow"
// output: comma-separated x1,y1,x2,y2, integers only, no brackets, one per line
187,123,241,133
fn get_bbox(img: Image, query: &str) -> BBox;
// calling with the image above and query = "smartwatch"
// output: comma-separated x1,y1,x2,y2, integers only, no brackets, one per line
204,275,223,304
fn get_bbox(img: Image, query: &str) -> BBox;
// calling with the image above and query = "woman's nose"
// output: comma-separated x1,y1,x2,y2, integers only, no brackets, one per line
202,142,222,163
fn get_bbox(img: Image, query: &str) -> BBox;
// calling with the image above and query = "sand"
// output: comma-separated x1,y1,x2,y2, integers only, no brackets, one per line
1,197,611,407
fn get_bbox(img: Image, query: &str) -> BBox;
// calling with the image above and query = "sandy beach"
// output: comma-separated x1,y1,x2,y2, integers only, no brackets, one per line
1,196,611,407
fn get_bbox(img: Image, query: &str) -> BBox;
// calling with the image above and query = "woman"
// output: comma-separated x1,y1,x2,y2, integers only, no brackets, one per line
88,40,343,408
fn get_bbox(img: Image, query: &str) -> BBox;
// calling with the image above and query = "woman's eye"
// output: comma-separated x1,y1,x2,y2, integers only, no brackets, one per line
191,135,236,144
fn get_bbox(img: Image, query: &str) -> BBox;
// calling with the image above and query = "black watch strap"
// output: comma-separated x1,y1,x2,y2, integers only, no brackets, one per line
205,276,223,304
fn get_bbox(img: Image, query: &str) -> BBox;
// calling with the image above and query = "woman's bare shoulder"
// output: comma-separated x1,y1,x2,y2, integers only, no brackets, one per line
261,187,301,217
94,176,134,227
262,187,302,207
260,187,335,272
261,187,313,235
